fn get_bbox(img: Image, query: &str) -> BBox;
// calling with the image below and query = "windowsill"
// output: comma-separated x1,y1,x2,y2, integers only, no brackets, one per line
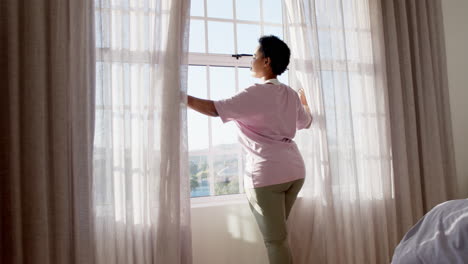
190,193,248,208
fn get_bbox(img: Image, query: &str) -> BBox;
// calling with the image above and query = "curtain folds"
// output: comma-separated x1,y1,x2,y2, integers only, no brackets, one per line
93,0,192,263
283,0,457,263
380,0,457,232
1,0,96,263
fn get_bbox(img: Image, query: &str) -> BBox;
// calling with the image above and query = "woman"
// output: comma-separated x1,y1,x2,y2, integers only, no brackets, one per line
187,35,312,264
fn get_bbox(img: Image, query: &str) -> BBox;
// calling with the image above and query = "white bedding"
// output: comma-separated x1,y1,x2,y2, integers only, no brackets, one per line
392,199,468,264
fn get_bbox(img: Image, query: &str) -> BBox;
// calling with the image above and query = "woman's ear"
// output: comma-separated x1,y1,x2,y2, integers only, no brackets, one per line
264,57,271,66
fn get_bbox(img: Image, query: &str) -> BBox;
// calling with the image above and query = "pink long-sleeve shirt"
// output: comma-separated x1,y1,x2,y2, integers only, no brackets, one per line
214,79,312,189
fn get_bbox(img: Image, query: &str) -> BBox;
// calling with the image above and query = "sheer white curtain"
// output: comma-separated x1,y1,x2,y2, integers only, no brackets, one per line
93,0,191,263
283,0,398,263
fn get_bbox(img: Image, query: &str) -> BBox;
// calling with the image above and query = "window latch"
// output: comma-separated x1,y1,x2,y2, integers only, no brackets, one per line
231,54,253,60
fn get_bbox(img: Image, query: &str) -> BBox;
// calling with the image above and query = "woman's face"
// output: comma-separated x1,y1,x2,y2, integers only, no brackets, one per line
250,45,270,78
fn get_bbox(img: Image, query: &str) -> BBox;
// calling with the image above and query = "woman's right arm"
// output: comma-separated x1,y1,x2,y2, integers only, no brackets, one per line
187,95,219,117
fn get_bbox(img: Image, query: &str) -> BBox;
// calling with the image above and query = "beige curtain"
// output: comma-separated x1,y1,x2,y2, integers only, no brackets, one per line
381,0,457,235
282,0,457,263
0,0,96,263
93,0,192,263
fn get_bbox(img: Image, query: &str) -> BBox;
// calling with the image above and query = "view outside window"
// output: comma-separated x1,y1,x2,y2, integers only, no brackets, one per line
188,0,287,197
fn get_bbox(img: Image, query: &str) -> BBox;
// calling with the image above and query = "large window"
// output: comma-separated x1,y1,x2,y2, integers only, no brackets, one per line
188,0,288,197
94,0,385,203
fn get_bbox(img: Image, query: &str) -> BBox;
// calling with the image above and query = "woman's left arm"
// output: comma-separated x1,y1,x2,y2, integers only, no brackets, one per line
187,95,219,117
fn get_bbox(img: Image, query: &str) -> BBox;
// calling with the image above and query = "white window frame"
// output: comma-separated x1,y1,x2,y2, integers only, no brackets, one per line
187,0,284,202
94,0,386,204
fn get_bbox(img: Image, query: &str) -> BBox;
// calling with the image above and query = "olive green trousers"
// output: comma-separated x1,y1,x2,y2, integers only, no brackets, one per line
245,178,305,264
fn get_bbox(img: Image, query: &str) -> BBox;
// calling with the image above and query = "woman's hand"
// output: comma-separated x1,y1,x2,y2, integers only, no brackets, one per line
298,88,308,106
298,89,312,127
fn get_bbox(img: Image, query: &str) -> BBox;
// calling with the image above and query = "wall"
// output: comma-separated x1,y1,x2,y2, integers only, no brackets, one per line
191,201,268,264
442,0,468,197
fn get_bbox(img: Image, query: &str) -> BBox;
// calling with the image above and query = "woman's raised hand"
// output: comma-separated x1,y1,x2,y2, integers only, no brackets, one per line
298,88,308,106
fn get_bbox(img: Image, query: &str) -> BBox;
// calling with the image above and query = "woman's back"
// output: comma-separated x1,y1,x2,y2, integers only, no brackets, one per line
214,79,312,188
215,80,311,143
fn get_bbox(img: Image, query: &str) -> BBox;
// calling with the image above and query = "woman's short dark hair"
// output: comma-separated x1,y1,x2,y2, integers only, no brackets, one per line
258,35,291,75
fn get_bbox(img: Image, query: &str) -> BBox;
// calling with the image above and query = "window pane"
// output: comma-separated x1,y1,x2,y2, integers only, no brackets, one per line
208,21,235,54
188,111,209,151
237,67,257,90
190,0,204,17
188,66,207,97
111,0,123,8
235,0,260,21
129,0,144,8
122,12,130,50
262,0,282,24
278,70,289,85
95,11,104,48
111,64,123,106
207,0,233,19
263,25,283,39
209,66,236,100
189,19,206,53
190,155,210,197
212,118,237,147
344,30,359,62
342,0,357,29
130,11,150,51
345,31,372,63
111,10,123,49
318,30,332,59
188,67,210,197
209,66,237,147
236,24,261,54
321,29,345,61
315,0,340,28
214,153,240,195
321,71,337,146
96,9,110,47
188,66,209,151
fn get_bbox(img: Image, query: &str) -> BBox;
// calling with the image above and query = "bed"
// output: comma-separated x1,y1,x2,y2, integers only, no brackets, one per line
392,199,468,264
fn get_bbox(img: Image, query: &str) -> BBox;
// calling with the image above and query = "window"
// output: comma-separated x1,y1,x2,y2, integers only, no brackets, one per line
94,0,387,203
93,0,288,203
188,0,288,198
311,0,390,200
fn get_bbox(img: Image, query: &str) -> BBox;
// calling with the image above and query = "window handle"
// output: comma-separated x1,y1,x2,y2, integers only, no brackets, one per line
232,54,253,60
